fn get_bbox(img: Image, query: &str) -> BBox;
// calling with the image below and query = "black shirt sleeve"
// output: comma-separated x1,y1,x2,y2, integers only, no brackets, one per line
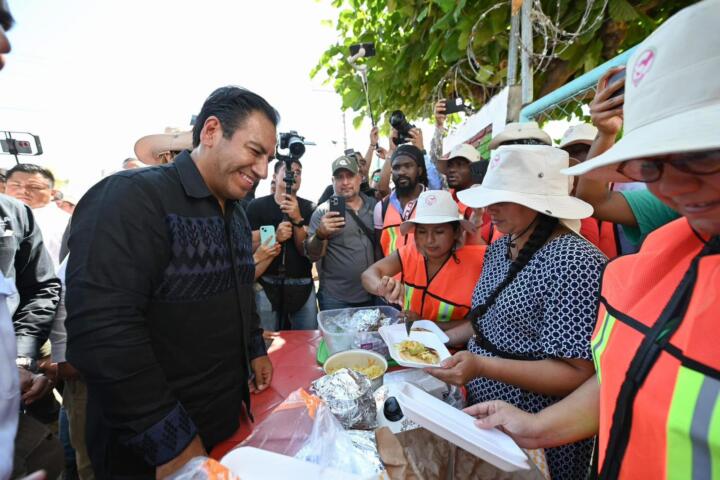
13,203,61,359
66,175,197,465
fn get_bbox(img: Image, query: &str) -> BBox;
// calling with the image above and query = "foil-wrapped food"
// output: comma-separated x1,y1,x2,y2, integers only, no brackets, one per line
310,368,377,430
323,308,393,333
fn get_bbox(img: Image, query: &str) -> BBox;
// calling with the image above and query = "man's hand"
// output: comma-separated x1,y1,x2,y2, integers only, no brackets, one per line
156,436,207,479
18,367,53,405
464,401,545,449
424,350,481,386
275,221,293,243
254,237,281,263
57,362,81,381
317,211,345,239
376,145,389,161
434,99,447,127
370,126,380,147
377,275,404,305
409,128,424,151
278,194,302,224
249,355,273,393
590,67,625,138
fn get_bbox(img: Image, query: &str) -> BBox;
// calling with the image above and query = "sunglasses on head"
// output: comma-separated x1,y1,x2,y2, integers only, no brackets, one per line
500,138,549,146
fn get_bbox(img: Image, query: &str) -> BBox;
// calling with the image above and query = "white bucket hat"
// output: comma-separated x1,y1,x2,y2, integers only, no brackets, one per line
489,122,552,150
564,0,720,181
399,190,473,235
441,143,481,163
559,123,598,149
457,145,593,234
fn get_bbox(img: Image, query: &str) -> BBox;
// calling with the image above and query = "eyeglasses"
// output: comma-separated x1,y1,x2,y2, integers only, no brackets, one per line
6,181,51,193
500,138,549,146
616,151,720,183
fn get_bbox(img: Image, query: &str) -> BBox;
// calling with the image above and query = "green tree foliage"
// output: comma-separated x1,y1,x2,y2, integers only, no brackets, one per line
312,0,696,126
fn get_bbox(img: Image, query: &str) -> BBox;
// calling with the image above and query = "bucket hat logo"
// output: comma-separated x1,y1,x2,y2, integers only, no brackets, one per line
632,48,656,87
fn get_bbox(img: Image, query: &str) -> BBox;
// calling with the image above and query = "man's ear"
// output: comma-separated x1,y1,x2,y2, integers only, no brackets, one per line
199,116,223,148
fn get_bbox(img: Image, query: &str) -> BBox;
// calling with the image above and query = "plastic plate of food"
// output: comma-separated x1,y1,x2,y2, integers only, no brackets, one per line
379,325,452,368
408,320,450,343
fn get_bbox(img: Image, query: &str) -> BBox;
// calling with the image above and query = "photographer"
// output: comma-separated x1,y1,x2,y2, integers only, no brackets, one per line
246,159,316,330
306,155,378,311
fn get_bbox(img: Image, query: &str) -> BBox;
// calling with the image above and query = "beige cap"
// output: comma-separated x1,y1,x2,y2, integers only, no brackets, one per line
134,129,193,165
489,122,552,150
559,123,598,149
442,143,481,163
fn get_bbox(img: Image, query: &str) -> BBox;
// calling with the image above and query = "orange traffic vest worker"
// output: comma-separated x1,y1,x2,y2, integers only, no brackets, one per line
591,218,719,479
398,243,486,323
378,197,417,256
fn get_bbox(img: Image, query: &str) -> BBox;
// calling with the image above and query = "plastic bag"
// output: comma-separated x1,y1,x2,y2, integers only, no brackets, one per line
237,389,384,477
166,457,239,480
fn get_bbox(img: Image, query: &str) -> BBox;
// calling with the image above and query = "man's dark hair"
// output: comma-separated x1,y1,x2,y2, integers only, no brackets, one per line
273,158,301,175
192,86,280,148
7,163,55,188
0,1,14,31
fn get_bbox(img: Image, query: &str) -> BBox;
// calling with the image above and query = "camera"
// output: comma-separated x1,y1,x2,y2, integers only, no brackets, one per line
278,131,306,159
389,110,416,146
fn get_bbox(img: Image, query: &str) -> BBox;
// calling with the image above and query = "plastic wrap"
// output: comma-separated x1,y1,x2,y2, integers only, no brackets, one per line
236,388,384,477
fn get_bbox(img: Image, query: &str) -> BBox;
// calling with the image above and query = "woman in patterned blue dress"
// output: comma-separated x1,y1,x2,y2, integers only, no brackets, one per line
428,145,607,479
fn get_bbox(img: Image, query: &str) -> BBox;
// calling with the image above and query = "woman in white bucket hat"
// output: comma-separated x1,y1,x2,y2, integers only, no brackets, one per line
466,1,720,478
427,145,607,479
361,190,486,326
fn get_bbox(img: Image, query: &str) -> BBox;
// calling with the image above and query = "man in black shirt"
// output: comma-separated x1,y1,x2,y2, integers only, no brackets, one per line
246,160,316,331
66,86,278,478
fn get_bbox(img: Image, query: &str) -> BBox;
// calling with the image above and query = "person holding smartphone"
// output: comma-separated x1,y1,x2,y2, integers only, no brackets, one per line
246,159,316,331
306,155,379,311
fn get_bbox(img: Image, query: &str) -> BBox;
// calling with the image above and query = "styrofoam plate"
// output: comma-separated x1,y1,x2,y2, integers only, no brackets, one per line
409,320,450,343
221,447,367,479
396,383,530,472
379,325,451,368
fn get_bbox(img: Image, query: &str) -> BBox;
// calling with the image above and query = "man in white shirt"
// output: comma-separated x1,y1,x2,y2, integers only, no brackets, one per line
5,164,71,267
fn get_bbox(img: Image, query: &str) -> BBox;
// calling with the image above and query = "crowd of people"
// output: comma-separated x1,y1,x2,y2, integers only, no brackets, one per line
1,0,718,479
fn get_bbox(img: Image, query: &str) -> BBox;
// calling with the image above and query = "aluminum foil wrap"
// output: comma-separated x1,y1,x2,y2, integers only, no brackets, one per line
324,308,392,333
310,368,377,430
346,430,384,475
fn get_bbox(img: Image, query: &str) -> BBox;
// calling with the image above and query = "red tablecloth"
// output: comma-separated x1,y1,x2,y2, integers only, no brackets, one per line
210,330,324,459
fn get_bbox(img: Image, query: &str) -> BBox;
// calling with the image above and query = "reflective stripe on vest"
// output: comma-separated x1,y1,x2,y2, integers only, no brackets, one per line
398,243,485,322
380,201,416,256
592,218,720,479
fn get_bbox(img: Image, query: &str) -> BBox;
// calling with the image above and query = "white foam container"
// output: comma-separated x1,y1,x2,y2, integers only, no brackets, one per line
396,383,530,472
221,447,366,479
378,324,452,368
408,320,450,343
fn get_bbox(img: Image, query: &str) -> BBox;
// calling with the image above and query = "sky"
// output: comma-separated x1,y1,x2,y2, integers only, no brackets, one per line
0,0,401,201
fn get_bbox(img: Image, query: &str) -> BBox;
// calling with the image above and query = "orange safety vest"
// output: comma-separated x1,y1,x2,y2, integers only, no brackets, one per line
591,218,719,479
398,243,486,322
597,220,619,259
380,200,417,256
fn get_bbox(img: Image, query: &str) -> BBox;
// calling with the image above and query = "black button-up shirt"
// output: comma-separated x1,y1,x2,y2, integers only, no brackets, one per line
66,151,266,475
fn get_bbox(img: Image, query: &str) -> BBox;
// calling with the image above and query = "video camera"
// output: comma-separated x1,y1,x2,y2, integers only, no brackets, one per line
278,130,307,159
389,110,416,146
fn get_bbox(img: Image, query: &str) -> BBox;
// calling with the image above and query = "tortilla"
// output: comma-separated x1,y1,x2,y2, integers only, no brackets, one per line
396,340,440,365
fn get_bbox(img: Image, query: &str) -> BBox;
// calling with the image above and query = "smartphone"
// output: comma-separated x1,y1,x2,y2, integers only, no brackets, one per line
608,68,626,99
444,96,466,114
329,195,346,220
259,225,276,247
349,42,376,58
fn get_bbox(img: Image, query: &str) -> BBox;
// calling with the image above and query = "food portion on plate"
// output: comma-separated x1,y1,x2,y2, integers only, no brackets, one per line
395,340,441,365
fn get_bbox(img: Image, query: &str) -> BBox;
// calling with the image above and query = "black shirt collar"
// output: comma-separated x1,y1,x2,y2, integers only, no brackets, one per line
175,150,213,199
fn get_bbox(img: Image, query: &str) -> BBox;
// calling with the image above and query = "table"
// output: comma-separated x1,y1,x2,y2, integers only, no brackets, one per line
210,330,324,459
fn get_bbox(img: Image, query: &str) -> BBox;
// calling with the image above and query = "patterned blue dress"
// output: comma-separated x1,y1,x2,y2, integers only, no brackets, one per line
467,234,607,480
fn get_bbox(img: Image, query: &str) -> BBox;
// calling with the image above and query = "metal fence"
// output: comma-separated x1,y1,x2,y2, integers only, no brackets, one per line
519,46,637,124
